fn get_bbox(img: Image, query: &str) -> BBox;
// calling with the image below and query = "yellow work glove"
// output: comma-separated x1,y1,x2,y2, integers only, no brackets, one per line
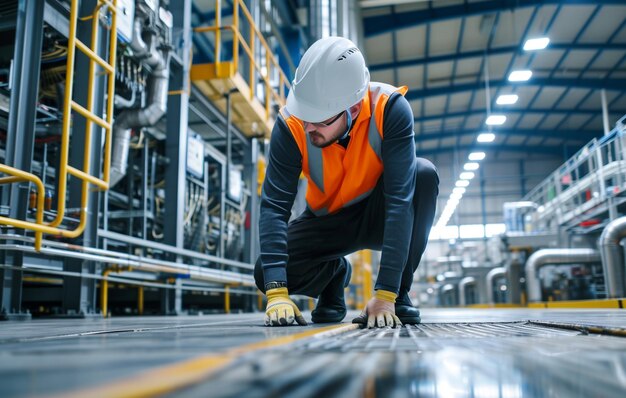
264,287,308,326
353,289,402,328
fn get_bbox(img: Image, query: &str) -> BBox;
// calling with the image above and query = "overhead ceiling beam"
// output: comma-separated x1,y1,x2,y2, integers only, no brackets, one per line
369,43,626,71
418,143,580,156
414,108,626,123
415,128,598,143
363,0,625,37
404,78,626,101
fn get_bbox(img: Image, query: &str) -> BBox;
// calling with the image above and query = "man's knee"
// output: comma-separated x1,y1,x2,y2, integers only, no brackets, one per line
415,157,439,191
253,257,265,293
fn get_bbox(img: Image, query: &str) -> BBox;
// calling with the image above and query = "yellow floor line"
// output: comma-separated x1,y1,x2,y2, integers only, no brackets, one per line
51,323,360,398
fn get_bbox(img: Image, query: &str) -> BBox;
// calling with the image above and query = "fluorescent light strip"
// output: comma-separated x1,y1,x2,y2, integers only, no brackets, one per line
464,162,480,171
524,37,550,51
508,70,532,82
477,133,495,142
496,94,519,105
486,115,506,125
468,152,486,161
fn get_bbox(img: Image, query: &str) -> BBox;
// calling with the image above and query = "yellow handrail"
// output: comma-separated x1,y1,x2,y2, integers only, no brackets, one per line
0,0,117,250
194,0,291,118
50,0,118,228
0,165,45,251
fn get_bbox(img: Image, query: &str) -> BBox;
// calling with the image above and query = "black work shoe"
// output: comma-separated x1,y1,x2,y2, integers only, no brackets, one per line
395,290,421,325
311,258,352,323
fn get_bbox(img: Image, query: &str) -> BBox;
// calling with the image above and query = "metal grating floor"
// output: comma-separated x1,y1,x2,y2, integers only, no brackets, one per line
175,321,626,398
288,322,581,352
2,309,626,397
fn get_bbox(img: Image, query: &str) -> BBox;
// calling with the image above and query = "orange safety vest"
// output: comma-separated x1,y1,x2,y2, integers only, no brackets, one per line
280,82,408,216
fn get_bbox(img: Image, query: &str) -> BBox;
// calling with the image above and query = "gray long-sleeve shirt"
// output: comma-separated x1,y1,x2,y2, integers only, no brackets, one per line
259,92,416,294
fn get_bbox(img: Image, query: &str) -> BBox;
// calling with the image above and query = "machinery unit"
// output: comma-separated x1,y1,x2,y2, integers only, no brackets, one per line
0,0,301,318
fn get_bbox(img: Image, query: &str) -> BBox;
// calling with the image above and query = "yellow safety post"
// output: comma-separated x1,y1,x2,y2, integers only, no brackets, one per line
257,290,263,311
224,285,231,314
232,0,239,69
101,269,112,318
138,286,144,315
100,265,132,318
362,250,373,304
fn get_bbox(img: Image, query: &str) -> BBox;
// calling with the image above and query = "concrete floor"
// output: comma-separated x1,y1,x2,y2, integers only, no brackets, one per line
1,309,626,397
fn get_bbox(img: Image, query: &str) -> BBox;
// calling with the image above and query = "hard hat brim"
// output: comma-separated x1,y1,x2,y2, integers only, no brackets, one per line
286,90,339,123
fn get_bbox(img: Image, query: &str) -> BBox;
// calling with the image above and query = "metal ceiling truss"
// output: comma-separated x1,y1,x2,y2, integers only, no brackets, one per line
420,143,580,156
363,0,625,37
417,129,597,144
405,78,626,102
369,43,626,72
376,1,625,158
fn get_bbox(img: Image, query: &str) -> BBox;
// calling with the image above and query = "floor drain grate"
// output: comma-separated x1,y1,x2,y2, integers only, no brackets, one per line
291,321,583,352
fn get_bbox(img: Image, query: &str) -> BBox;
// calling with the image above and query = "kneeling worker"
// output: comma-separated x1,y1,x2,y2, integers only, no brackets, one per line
255,36,439,328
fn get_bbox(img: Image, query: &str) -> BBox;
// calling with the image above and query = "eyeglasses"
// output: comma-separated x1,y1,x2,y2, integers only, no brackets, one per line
306,111,344,129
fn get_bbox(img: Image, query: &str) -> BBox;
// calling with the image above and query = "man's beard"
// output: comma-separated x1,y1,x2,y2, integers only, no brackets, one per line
309,129,346,148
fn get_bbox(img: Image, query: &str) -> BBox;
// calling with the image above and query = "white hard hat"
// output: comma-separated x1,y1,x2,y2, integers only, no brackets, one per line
286,36,370,123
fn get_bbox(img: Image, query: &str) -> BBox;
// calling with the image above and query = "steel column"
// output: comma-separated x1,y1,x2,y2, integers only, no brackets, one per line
0,0,45,320
162,0,192,315
243,138,259,263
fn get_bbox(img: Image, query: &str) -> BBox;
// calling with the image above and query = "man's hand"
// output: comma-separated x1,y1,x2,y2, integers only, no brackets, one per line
264,287,308,326
352,289,402,328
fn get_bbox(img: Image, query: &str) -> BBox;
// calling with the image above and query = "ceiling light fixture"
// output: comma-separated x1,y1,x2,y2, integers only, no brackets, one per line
459,172,475,180
486,115,507,125
464,162,480,171
523,37,550,51
508,70,532,82
477,133,496,142
450,192,463,200
496,94,519,105
468,152,486,161
455,180,470,187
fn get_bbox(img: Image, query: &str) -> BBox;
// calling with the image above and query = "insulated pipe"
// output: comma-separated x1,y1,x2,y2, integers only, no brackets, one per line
458,276,476,306
600,216,626,297
486,267,506,305
440,283,456,307
525,248,601,302
129,17,149,59
110,47,169,187
0,243,254,286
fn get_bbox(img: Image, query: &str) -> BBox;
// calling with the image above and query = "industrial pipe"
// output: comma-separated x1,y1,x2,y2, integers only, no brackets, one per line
525,248,601,302
599,216,626,297
459,276,476,307
0,243,254,286
111,7,170,187
486,267,506,305
0,232,253,270
110,48,169,187
439,283,456,307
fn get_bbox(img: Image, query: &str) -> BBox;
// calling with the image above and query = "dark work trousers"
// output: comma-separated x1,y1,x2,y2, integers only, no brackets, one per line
254,157,439,297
